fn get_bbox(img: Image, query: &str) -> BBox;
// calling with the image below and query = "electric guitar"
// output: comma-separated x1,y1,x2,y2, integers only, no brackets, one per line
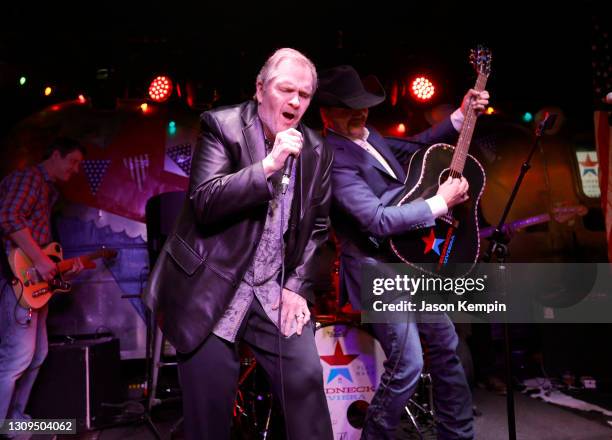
479,205,588,239
389,46,491,275
8,242,117,309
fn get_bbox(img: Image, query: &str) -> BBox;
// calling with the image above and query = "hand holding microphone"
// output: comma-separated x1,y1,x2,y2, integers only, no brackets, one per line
262,128,303,194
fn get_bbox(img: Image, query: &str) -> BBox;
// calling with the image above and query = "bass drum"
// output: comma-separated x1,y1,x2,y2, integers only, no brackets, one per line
315,323,386,439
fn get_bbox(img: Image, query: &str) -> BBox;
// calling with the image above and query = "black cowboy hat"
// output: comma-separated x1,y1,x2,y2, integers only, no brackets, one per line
316,65,386,109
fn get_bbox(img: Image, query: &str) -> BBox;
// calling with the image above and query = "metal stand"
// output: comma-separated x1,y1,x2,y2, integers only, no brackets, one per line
148,318,183,437
105,295,163,439
403,373,435,439
233,355,276,439
481,112,557,440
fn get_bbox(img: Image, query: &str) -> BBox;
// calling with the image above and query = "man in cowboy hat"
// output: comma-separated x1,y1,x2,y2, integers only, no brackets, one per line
318,65,489,439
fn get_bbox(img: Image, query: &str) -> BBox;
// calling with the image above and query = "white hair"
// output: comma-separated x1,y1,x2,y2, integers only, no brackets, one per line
255,48,318,93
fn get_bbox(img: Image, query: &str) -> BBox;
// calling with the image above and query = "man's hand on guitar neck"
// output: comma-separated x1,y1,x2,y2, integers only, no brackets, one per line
437,176,470,208
63,257,84,280
460,89,490,116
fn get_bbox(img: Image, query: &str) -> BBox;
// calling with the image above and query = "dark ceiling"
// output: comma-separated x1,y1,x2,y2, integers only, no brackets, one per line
0,2,607,135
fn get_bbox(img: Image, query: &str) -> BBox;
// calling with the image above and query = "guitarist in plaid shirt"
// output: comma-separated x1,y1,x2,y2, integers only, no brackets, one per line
0,138,85,437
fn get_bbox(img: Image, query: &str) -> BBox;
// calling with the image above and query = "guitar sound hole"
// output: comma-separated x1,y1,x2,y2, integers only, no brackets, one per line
439,168,463,185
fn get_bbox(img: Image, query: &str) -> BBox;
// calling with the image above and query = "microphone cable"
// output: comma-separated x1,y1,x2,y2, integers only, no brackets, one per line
277,184,291,440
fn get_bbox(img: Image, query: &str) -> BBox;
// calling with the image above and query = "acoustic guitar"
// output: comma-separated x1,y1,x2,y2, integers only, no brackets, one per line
389,46,492,275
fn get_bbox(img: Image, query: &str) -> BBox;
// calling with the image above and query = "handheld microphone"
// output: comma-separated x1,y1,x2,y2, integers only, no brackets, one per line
280,155,294,195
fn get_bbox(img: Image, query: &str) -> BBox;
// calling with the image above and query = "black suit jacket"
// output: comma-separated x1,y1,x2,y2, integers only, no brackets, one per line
143,101,332,353
326,120,458,308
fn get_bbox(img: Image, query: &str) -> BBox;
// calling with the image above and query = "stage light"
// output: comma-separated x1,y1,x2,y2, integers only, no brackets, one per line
486,106,495,115
19,76,26,86
396,123,406,135
168,120,177,136
44,86,52,96
148,75,173,102
522,112,533,122
390,81,398,106
410,76,435,101
140,103,149,113
78,94,87,104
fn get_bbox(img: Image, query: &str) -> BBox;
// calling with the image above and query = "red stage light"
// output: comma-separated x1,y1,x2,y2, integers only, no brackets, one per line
396,123,406,134
410,76,435,101
148,76,173,102
390,81,398,106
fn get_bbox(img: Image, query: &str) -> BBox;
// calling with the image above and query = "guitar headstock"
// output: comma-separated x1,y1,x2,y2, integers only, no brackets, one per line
89,247,118,261
469,45,492,77
101,248,118,260
552,204,588,224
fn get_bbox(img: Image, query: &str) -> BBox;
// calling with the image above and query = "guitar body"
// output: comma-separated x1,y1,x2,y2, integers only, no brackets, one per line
8,242,115,310
387,45,491,276
8,242,70,309
389,144,486,274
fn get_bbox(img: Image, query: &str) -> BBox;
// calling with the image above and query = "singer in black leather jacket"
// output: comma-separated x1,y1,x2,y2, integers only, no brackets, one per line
143,48,333,440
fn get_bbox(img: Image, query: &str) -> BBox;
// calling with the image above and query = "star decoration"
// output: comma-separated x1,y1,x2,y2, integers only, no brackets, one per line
320,342,359,366
580,154,598,176
422,229,445,256
320,342,360,383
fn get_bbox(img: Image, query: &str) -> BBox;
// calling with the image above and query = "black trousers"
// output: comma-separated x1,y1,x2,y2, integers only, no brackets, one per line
177,299,333,440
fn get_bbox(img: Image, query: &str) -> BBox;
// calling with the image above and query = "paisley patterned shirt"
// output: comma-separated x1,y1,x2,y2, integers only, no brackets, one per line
213,143,297,342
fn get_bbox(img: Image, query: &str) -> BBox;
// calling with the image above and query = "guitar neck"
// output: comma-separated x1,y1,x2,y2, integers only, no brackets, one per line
450,72,488,174
480,213,552,239
56,253,99,272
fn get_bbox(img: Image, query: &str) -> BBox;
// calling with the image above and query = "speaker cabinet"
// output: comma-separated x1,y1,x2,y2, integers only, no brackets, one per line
27,336,122,431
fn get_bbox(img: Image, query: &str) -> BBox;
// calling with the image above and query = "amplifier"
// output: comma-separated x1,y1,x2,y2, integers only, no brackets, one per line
27,336,122,431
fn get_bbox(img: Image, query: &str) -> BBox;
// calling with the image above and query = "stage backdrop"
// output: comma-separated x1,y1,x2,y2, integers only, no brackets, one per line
1,98,199,358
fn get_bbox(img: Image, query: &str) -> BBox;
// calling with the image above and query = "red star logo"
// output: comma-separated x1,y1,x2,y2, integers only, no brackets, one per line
320,342,359,366
579,154,598,168
422,229,444,255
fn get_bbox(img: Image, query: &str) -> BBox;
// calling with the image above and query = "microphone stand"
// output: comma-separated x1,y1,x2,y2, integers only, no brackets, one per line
481,113,557,440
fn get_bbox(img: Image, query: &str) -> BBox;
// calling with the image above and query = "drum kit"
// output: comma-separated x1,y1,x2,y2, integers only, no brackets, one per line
315,317,386,439
230,311,436,440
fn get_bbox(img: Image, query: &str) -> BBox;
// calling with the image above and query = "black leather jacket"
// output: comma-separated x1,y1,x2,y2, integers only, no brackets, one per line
143,101,332,353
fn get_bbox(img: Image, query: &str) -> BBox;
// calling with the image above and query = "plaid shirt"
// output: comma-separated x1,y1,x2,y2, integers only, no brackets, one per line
0,164,58,251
